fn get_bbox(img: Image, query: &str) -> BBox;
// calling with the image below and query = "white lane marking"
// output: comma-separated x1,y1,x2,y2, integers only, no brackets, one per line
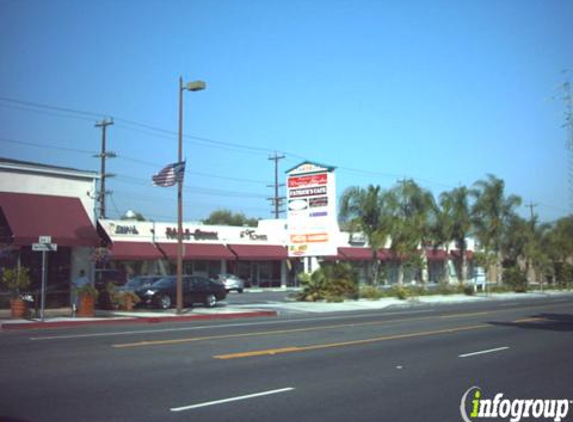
29,309,435,341
170,387,295,412
459,346,510,358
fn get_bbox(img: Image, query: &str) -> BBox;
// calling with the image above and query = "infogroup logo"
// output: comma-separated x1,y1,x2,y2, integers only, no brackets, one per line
460,386,572,422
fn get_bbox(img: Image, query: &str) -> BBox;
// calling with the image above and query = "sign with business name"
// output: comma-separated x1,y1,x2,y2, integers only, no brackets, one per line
286,161,338,257
165,228,219,241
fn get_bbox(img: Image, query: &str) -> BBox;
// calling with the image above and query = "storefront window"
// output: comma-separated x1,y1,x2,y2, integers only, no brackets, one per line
16,246,72,307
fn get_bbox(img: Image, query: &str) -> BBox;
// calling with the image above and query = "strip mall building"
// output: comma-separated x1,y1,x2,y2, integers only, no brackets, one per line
0,157,475,306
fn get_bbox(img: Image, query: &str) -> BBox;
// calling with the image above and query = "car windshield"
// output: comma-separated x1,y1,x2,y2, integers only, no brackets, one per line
151,277,175,289
125,277,147,289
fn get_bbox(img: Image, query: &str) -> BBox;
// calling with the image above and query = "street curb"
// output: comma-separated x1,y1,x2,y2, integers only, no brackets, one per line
0,310,278,331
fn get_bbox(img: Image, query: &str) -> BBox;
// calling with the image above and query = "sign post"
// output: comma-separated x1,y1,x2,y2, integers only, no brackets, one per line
32,236,57,321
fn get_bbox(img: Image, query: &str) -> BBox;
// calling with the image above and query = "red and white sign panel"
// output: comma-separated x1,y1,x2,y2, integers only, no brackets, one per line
288,173,327,188
286,162,337,257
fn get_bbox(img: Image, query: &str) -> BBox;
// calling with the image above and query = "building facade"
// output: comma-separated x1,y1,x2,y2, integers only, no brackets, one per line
0,156,478,310
0,157,100,306
97,218,298,288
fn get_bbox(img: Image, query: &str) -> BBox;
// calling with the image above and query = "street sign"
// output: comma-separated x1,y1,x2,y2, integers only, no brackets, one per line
32,243,58,252
32,240,58,321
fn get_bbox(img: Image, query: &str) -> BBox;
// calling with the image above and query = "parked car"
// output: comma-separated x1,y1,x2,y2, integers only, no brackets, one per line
213,273,245,293
116,275,162,293
136,276,227,309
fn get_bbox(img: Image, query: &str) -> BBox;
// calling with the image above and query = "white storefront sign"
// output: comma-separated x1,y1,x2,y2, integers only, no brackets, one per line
286,162,338,257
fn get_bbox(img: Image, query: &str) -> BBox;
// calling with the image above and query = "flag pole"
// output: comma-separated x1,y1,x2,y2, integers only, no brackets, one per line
176,76,184,314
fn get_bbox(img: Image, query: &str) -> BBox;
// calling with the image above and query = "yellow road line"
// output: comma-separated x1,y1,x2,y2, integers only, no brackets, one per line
112,310,491,349
112,301,570,349
213,324,490,359
512,317,547,323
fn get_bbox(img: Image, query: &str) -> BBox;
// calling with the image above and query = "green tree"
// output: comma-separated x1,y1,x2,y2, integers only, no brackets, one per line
203,209,258,227
471,174,522,283
386,179,438,285
439,186,472,283
339,185,391,284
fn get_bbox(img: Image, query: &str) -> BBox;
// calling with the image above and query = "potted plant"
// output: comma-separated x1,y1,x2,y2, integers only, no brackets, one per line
115,290,141,311
1,266,32,318
98,282,118,310
76,283,98,317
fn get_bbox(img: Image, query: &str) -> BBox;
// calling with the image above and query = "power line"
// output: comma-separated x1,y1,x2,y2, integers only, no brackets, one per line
2,95,571,218
0,136,268,185
0,95,454,189
0,137,97,154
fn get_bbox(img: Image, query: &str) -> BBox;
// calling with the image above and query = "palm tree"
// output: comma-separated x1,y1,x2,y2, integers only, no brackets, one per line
339,185,391,284
439,186,472,283
386,180,438,285
471,174,522,283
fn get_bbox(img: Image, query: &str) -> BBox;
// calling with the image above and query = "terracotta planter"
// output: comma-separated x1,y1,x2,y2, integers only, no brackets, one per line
10,298,27,319
123,297,134,311
77,293,95,317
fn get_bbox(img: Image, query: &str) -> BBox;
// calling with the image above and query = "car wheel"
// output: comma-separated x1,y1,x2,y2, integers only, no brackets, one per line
237,288,244,293
158,294,172,309
205,294,217,308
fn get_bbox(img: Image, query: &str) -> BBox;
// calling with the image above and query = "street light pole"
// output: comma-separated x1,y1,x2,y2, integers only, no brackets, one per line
177,77,184,314
176,76,206,314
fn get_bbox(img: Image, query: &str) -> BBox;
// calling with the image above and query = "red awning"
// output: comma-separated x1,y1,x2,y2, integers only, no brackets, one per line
450,250,474,260
0,192,99,247
156,243,235,260
228,244,287,261
338,247,376,261
110,242,163,260
425,249,448,261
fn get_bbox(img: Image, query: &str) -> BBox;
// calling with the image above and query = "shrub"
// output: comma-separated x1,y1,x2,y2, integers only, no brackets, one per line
297,271,325,302
502,267,527,293
360,285,385,300
0,267,32,299
462,284,475,296
555,263,573,288
387,285,409,300
489,284,512,293
297,263,358,302
434,283,458,295
115,290,141,310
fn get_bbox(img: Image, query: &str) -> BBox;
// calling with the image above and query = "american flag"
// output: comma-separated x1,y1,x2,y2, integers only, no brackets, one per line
152,161,186,187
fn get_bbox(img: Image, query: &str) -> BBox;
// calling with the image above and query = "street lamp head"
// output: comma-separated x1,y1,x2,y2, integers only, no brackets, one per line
185,80,206,92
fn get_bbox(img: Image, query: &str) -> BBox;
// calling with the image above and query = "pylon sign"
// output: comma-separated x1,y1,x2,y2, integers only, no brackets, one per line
286,161,338,257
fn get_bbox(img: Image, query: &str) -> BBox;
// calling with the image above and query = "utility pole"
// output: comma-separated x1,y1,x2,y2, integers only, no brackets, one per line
563,75,573,213
94,118,115,219
526,202,538,229
267,152,286,219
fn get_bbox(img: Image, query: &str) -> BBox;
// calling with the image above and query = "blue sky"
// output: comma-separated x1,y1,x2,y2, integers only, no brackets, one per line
1,0,571,223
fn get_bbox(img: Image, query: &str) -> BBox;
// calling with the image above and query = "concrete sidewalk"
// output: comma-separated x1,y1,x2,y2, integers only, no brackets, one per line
1,290,571,330
0,306,278,330
231,290,573,314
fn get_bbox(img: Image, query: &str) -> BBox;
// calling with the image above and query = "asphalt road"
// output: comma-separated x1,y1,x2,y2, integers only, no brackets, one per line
1,296,572,422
